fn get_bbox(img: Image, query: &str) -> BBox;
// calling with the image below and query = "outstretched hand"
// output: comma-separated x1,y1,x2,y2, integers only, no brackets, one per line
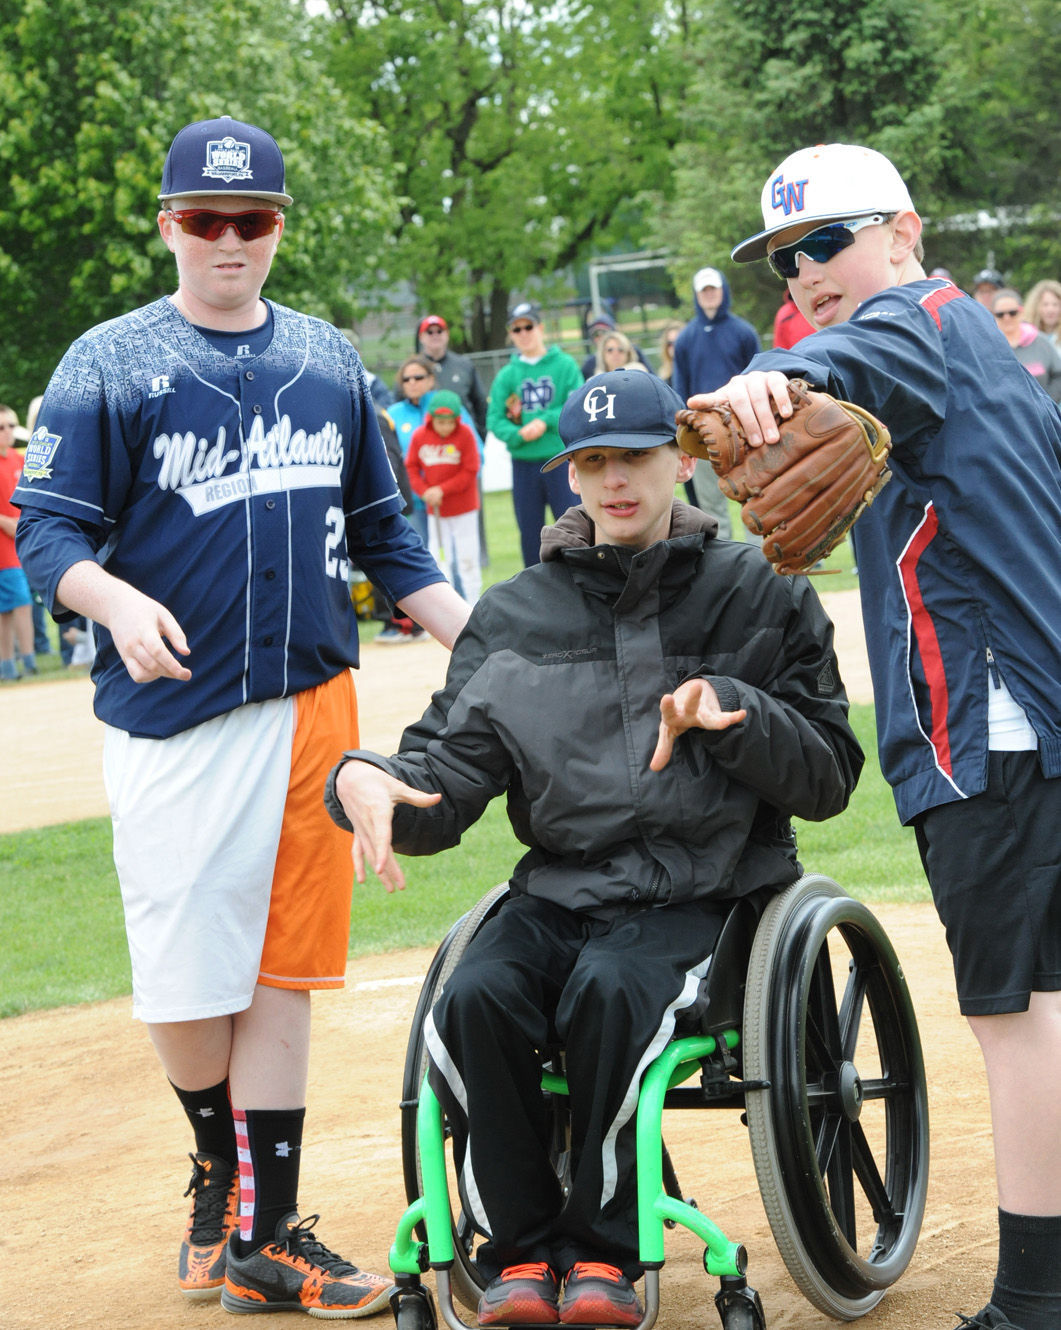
650,677,747,772
334,760,442,892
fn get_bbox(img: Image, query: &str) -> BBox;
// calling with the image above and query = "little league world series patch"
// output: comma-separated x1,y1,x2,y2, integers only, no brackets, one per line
22,426,62,481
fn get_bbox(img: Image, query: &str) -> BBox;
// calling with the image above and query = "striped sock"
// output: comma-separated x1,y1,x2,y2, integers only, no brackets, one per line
233,1106,306,1251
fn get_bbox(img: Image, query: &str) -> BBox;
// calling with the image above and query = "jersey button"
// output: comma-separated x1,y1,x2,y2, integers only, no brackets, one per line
264,570,276,581
245,370,255,380
265,500,276,510
263,635,274,646
252,404,263,414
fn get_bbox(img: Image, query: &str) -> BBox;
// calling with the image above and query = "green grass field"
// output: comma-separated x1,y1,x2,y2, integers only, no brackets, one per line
0,491,915,1019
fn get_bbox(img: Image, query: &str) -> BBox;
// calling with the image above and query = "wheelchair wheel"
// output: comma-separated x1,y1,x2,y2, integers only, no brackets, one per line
742,875,929,1320
400,884,509,1312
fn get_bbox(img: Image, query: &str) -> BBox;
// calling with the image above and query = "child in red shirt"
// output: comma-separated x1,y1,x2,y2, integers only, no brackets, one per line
406,391,482,604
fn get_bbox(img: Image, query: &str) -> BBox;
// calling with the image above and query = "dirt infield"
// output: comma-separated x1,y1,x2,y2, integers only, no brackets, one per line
1,592,1001,1328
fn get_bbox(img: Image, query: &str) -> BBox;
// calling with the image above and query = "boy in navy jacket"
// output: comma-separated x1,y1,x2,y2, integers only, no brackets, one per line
690,142,1061,1330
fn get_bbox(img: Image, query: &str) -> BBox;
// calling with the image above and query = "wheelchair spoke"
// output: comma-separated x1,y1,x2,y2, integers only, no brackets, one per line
823,1118,858,1246
849,1120,898,1231
837,955,870,1062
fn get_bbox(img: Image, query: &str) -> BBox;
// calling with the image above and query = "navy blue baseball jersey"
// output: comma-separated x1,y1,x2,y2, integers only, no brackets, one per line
15,297,444,738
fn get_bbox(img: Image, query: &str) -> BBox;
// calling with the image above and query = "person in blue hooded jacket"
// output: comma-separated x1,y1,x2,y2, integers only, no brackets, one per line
671,267,760,534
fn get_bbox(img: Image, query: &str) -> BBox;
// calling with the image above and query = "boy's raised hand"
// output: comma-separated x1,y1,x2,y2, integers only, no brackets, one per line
650,677,747,772
334,760,441,892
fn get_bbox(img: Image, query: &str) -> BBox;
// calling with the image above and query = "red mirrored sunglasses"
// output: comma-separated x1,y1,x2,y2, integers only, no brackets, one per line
166,208,283,242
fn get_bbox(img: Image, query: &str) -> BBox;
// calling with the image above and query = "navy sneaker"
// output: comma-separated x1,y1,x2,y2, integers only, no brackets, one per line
478,1263,560,1326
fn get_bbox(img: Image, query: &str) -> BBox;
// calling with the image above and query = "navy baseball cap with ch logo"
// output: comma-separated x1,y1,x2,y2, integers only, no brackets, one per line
542,369,685,472
159,115,293,207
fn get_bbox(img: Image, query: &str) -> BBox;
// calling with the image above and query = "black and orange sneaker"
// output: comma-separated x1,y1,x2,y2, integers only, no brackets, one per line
558,1263,643,1327
221,1212,392,1317
178,1151,240,1299
478,1263,560,1326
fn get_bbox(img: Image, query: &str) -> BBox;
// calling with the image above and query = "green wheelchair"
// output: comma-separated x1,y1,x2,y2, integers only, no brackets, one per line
388,874,929,1330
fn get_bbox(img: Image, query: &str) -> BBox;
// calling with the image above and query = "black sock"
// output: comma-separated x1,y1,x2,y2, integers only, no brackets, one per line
234,1106,306,1253
170,1077,237,1165
991,1208,1061,1330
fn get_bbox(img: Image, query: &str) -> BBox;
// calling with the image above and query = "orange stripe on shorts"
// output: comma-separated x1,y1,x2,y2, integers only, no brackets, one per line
259,669,359,989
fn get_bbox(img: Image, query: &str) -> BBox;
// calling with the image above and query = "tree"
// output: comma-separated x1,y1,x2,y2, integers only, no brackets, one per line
315,0,685,349
0,0,397,407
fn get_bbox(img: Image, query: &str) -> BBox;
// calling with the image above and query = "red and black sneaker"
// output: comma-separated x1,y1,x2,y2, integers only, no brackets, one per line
478,1262,561,1326
559,1263,643,1327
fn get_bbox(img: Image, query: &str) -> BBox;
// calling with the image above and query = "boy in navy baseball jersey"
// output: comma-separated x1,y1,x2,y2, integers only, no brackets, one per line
688,143,1061,1330
14,116,469,1318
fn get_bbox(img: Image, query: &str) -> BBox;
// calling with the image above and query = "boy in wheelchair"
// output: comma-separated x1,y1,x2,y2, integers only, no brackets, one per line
326,370,863,1327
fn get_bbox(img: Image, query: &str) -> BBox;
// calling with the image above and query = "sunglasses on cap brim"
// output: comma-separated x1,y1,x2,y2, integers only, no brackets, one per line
767,214,886,281
166,208,283,242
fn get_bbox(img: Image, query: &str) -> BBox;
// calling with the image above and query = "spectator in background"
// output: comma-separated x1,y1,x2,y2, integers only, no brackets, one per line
416,314,489,437
656,320,683,382
594,329,640,375
1024,279,1061,350
389,354,483,542
671,267,761,537
487,301,583,566
972,267,1005,308
772,290,815,349
405,390,482,606
20,394,55,659
992,287,1061,402
390,355,439,543
0,404,37,679
580,311,650,380
416,314,490,565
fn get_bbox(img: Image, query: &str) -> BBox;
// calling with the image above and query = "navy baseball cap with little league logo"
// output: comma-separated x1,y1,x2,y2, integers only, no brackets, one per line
159,115,293,207
542,370,685,472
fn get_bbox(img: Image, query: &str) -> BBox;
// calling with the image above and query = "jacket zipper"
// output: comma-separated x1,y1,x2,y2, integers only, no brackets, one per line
986,646,1002,690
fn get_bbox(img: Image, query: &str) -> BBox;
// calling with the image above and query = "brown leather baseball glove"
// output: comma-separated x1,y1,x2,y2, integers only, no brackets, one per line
675,379,892,574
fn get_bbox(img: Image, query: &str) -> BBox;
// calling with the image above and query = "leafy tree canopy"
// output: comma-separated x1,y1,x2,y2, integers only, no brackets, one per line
314,0,686,349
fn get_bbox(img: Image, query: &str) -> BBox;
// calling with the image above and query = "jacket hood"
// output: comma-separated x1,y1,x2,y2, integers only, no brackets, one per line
539,500,718,561
689,271,732,325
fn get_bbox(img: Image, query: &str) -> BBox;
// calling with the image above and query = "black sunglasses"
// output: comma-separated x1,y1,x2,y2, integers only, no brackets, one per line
767,214,885,280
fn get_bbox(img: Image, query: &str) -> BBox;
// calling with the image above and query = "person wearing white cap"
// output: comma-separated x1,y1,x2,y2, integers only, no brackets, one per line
689,142,1061,1330
671,266,760,536
13,114,470,1318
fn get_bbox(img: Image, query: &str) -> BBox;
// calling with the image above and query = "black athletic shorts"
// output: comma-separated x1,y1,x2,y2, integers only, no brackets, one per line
913,751,1061,1016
